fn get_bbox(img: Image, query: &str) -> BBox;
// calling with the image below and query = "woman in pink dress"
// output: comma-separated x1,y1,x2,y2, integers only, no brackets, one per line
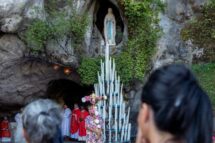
85,105,103,143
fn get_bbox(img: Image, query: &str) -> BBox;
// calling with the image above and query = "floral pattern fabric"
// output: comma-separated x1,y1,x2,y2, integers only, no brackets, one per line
85,115,103,143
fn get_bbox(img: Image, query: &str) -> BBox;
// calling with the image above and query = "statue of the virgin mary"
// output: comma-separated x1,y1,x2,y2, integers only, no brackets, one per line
104,8,116,45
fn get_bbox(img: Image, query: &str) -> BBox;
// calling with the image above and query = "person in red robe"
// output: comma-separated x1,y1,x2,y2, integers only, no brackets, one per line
0,117,11,142
77,105,89,141
70,103,81,140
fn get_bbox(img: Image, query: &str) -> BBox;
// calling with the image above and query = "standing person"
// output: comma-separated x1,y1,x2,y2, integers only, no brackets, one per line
136,64,213,143
70,103,81,141
0,116,11,142
22,99,63,143
14,109,26,143
85,105,103,143
61,104,72,139
78,105,89,141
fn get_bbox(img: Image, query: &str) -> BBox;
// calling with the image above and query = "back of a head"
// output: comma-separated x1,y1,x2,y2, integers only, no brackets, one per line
141,64,213,143
22,99,63,143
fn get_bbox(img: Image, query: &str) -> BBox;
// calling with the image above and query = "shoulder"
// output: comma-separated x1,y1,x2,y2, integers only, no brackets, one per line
65,108,71,113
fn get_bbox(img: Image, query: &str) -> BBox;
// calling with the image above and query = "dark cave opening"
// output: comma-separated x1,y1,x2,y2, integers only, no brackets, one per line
46,79,94,109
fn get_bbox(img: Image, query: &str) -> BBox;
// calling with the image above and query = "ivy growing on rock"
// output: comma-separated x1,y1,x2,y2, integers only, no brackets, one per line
78,0,164,85
78,57,101,85
25,0,89,53
181,0,215,62
120,0,163,83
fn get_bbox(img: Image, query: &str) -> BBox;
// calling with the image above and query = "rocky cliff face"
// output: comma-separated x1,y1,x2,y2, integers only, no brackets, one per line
0,0,126,113
126,0,208,131
0,0,208,115
153,0,207,69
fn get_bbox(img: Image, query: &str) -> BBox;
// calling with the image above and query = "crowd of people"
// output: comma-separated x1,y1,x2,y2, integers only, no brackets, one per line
0,64,214,143
61,103,94,142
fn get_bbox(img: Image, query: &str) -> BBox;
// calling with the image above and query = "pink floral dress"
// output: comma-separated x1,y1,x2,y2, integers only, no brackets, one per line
85,115,103,143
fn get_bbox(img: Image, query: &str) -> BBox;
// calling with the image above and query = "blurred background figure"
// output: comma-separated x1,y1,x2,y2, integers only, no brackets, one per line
14,108,26,143
0,116,11,142
78,105,89,142
70,103,80,141
61,104,71,140
136,64,213,143
22,99,63,143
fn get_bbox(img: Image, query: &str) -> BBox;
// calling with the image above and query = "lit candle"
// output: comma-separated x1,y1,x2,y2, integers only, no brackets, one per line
64,67,71,75
53,64,60,70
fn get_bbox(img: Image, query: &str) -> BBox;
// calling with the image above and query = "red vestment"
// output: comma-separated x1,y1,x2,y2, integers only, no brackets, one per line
70,108,81,134
78,110,89,137
0,120,11,138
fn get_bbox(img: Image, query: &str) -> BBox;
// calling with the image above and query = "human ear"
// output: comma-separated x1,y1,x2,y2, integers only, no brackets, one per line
137,103,150,136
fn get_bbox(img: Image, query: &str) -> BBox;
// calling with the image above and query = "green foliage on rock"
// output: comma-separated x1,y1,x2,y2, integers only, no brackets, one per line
78,57,101,85
78,0,163,85
115,52,133,84
25,0,89,52
117,0,163,82
25,20,51,51
192,63,215,107
181,0,215,62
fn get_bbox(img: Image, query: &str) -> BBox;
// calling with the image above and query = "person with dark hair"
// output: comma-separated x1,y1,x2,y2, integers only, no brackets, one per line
22,99,63,143
136,64,213,143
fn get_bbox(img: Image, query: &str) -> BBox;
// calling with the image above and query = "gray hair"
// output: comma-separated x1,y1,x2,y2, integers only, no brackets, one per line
22,99,63,143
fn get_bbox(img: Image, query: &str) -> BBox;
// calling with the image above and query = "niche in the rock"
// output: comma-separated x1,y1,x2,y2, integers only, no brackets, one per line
95,0,124,45
46,79,94,109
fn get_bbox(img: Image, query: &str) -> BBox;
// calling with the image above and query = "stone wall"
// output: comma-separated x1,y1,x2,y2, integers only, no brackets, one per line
0,0,210,116
0,0,127,113
153,0,207,69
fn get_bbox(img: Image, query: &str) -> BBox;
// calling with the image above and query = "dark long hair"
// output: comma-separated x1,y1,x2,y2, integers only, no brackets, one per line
141,64,213,143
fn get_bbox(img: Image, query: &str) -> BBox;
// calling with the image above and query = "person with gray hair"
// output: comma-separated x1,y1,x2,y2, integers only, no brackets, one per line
22,99,63,143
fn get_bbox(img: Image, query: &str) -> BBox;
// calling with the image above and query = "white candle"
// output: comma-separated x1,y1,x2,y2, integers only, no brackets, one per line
115,120,118,141
109,106,111,129
110,88,112,106
107,82,109,95
115,104,117,121
119,116,121,131
116,104,118,120
127,123,131,141
127,107,130,124
119,103,122,119
124,123,128,141
109,129,111,142
103,106,106,141
120,121,124,142
105,44,109,82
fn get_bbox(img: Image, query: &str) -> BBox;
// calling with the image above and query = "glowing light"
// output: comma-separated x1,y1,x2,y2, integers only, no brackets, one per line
53,64,60,70
64,68,71,75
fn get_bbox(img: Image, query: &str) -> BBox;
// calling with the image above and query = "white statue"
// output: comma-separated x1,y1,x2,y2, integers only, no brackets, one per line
104,8,116,45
